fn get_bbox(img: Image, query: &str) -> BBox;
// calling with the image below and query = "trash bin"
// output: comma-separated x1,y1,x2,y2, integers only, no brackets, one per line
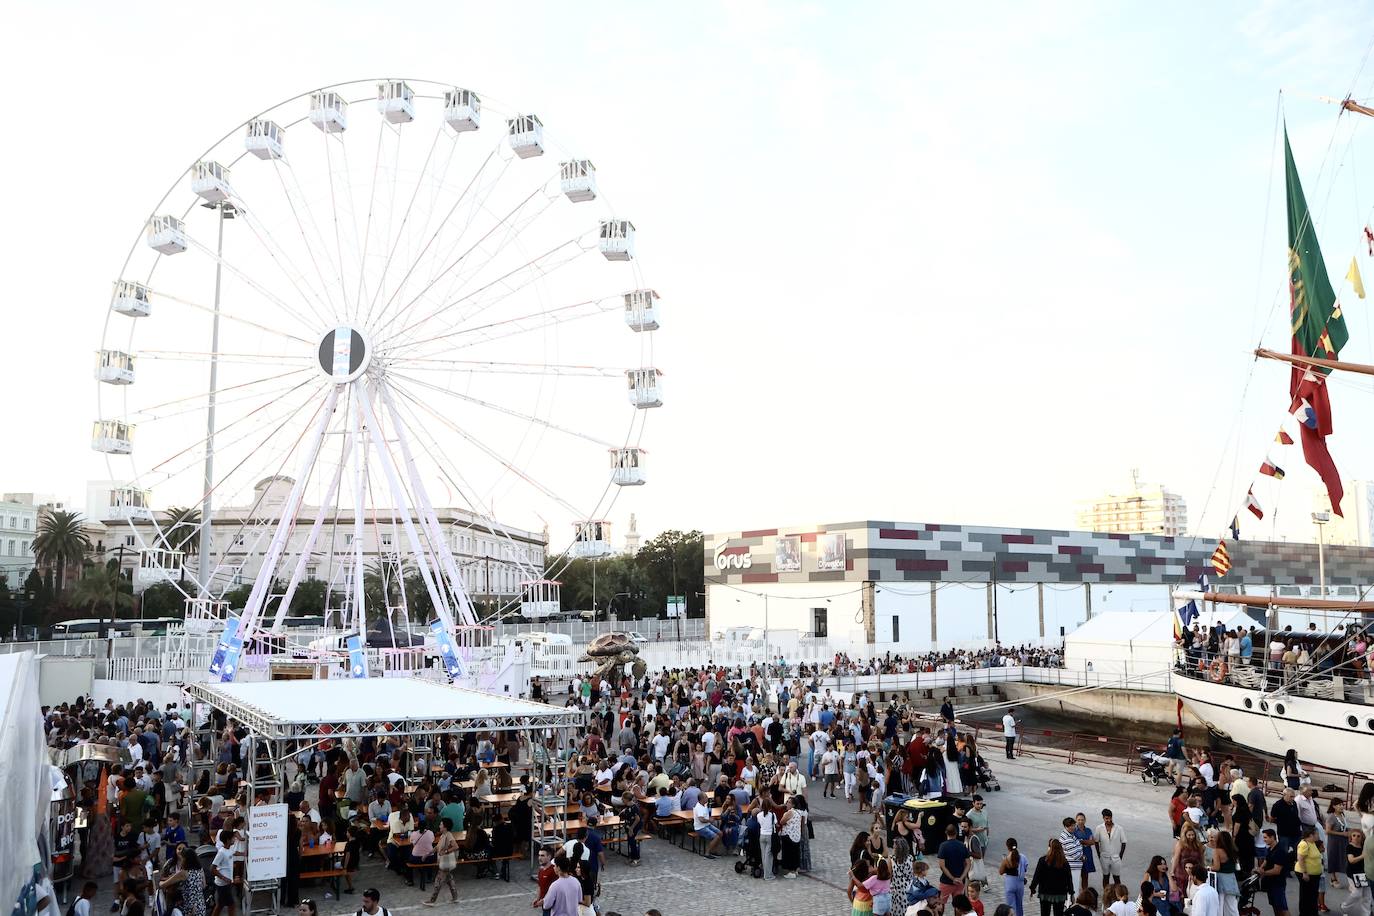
883,796,956,855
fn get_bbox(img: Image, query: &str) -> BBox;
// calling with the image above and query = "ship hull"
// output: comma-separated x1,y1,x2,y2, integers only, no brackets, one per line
1175,673,1374,778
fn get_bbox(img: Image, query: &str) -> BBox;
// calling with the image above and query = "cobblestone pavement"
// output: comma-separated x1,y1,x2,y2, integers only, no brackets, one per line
91,753,1370,916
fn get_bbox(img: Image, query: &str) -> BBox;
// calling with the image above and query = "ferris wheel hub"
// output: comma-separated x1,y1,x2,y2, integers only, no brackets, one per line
316,326,371,383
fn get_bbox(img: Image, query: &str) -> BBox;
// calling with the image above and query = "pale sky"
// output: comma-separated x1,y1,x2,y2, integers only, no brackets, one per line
4,1,1374,551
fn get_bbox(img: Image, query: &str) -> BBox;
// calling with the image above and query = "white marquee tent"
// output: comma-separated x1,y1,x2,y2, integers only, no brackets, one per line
0,652,51,916
1063,609,1258,689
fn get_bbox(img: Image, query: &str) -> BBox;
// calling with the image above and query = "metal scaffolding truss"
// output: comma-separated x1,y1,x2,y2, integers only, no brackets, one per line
186,678,585,742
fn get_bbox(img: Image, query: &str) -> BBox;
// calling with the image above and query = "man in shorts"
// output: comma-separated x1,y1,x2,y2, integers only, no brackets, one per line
821,745,840,798
692,799,723,859
1259,829,1294,916
210,829,239,916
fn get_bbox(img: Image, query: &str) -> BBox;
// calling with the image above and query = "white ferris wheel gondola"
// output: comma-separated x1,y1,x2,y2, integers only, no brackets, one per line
95,78,662,681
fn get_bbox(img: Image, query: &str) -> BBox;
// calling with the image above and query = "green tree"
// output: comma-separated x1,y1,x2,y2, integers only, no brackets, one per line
71,559,134,634
161,507,201,586
139,581,184,618
638,529,704,617
31,509,92,604
24,568,50,618
222,583,254,610
288,578,329,616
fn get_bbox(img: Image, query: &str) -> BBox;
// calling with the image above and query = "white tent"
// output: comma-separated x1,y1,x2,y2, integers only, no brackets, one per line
1063,609,1256,689
0,652,51,916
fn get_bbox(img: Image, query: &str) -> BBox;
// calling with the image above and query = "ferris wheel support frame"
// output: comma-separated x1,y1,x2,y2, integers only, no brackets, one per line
379,384,478,629
355,381,461,635
269,430,354,633
233,385,339,650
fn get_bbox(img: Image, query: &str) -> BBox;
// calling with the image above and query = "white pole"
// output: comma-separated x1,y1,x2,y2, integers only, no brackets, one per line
349,394,368,637
234,386,339,650
356,383,455,634
271,432,353,632
197,205,227,595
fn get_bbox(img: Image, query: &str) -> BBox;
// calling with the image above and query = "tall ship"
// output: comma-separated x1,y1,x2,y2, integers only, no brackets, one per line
1171,99,1374,778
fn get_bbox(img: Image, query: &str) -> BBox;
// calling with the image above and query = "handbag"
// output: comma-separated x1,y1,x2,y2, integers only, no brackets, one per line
437,851,457,870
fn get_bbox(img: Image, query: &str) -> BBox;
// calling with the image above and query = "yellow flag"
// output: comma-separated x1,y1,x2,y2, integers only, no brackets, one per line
1348,256,1366,299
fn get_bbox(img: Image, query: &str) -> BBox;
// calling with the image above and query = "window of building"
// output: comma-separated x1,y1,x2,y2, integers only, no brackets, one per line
381,533,393,547
344,533,354,545
306,565,318,579
813,607,828,638
22,517,30,530
892,616,900,642
7,540,14,556
125,535,135,547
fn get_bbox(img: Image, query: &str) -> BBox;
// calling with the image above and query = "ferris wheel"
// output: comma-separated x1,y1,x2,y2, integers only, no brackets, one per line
93,78,662,664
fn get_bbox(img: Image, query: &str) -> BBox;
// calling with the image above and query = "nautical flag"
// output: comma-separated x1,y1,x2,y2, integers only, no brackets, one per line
1210,540,1232,576
1260,459,1286,480
1293,398,1318,430
1178,600,1199,629
1276,429,1295,445
1349,257,1366,299
1245,488,1264,520
1285,126,1346,516
1230,516,1241,540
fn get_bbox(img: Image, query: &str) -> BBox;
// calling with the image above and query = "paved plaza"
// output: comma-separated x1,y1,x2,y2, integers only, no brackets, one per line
285,754,1183,916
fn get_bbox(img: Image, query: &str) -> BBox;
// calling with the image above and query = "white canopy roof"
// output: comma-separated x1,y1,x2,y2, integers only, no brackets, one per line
1066,609,1255,648
187,677,583,740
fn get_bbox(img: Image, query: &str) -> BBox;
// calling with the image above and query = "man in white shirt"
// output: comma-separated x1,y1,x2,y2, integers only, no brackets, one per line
809,729,830,778
210,829,239,916
820,747,840,798
692,799,723,858
1093,808,1128,891
652,731,670,763
1002,710,1018,760
702,729,716,757
1187,863,1219,916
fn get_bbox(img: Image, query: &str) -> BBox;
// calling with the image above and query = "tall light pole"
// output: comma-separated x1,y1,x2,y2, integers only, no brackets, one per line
198,201,236,596
1312,511,1330,601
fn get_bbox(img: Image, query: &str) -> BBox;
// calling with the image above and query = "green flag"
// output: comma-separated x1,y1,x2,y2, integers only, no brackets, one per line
1284,125,1345,515
1285,126,1347,361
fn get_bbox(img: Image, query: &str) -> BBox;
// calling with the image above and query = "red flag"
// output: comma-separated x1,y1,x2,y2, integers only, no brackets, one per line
1259,459,1285,479
1275,429,1294,445
1244,488,1264,520
1291,372,1344,516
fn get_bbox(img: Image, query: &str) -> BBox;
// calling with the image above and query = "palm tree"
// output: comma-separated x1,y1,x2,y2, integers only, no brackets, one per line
71,559,134,636
31,509,92,604
162,506,201,587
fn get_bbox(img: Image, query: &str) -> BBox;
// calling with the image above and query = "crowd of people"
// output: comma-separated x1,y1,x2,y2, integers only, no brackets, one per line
32,652,1374,916
1179,620,1374,685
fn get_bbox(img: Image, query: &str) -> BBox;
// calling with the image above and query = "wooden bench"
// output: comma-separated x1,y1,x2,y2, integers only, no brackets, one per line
406,860,437,890
452,849,524,882
298,868,346,897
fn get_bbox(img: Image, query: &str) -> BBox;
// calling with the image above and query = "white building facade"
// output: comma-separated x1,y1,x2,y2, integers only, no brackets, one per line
1076,478,1188,537
0,498,38,588
100,476,547,601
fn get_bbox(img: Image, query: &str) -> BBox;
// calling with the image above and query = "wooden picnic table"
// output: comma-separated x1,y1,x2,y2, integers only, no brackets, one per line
299,841,347,859
538,814,622,835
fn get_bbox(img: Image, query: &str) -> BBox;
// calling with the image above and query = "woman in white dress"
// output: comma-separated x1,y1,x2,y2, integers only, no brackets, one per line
943,726,964,795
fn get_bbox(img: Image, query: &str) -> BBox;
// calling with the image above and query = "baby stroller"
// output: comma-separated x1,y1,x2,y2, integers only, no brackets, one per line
974,755,1001,791
1237,872,1261,916
1137,746,1175,786
734,813,765,879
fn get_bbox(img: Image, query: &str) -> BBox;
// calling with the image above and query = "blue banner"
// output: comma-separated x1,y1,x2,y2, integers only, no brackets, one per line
208,614,242,681
430,619,465,681
346,632,368,678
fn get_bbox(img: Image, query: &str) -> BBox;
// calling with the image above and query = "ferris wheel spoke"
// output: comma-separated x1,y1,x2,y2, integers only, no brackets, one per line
152,290,314,345
270,158,350,320
138,350,312,365
176,237,324,339
127,368,315,422
351,116,389,323
367,144,510,335
143,376,323,477
387,356,625,378
387,377,591,523
230,200,338,328
392,298,617,366
382,232,591,352
360,117,448,330
320,134,355,315
370,178,557,342
379,392,544,597
390,369,616,448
